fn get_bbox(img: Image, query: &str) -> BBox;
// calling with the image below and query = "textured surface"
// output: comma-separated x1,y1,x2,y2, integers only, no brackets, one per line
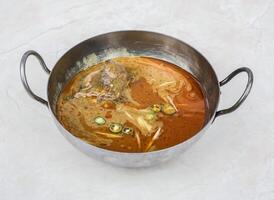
1,0,274,199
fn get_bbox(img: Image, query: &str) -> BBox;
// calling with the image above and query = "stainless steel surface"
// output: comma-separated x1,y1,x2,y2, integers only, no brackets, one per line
215,67,253,118
20,50,51,106
20,30,254,167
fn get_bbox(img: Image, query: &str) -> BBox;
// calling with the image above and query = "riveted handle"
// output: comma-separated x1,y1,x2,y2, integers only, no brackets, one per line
215,67,253,118
20,50,51,106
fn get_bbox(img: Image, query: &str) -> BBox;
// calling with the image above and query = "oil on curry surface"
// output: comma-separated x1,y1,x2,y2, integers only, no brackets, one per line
57,57,206,152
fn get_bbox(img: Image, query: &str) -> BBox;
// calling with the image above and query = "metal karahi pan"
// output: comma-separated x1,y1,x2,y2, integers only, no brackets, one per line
20,31,253,167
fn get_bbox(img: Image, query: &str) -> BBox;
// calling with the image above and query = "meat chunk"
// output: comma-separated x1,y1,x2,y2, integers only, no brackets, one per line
74,60,132,102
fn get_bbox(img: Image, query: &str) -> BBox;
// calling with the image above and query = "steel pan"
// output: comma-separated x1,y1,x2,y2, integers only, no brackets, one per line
20,31,253,167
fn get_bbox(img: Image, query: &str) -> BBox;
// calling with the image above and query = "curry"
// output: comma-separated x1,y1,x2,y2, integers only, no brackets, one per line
56,57,206,152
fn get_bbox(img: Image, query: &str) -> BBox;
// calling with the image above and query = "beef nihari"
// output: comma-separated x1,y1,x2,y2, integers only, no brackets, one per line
56,57,207,152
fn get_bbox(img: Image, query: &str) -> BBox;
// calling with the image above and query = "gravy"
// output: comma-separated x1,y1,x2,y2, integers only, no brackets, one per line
56,57,206,152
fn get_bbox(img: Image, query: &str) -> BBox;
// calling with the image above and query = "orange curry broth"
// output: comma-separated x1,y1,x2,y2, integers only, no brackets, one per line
56,57,206,152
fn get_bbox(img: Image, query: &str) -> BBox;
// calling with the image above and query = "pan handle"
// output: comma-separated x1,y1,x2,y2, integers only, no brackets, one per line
215,67,253,119
20,50,51,107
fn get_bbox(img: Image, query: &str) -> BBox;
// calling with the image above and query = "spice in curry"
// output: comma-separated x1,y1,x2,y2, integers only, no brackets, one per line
56,56,206,152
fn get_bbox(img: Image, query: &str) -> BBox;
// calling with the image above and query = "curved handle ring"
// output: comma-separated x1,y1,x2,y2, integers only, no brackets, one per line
215,67,253,118
20,50,51,106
